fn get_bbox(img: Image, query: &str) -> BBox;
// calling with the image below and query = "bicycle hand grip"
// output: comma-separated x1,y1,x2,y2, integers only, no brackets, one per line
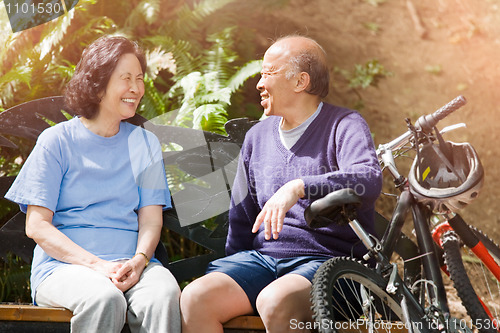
415,95,467,132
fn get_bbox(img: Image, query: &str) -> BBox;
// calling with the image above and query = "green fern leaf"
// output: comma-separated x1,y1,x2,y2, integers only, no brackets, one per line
199,87,232,105
146,47,176,79
227,59,262,92
0,67,32,106
173,0,236,38
193,103,228,134
139,76,167,119
125,0,160,27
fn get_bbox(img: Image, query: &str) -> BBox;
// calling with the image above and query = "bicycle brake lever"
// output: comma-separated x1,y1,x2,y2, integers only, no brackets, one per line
439,123,466,135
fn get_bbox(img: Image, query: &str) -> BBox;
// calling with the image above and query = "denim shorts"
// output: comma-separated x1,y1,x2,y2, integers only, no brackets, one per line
206,250,330,313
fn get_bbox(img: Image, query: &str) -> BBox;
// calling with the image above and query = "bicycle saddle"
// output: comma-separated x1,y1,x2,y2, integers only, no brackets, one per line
304,188,362,228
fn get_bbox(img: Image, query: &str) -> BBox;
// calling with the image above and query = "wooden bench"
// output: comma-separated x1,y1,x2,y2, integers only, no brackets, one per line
0,304,265,333
0,96,264,332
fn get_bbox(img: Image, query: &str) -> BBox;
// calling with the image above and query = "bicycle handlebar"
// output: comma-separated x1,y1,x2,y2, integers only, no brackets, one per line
415,95,467,133
379,95,467,153
377,96,467,180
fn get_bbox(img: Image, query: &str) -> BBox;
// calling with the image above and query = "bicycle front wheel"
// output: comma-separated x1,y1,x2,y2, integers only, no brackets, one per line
442,227,500,333
310,257,428,333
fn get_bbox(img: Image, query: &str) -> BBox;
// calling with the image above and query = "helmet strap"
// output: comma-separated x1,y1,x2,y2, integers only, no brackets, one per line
435,126,453,164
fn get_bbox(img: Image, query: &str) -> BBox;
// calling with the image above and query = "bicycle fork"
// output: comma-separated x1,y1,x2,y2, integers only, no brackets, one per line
347,214,429,333
347,188,454,331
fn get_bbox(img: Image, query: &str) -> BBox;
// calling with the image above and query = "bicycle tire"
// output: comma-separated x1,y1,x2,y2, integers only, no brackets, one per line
310,256,429,333
442,229,500,333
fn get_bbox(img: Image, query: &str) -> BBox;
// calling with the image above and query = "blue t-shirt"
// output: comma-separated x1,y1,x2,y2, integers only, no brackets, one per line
5,117,171,301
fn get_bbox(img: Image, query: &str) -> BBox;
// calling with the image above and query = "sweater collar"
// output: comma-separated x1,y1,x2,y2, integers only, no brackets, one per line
273,102,326,154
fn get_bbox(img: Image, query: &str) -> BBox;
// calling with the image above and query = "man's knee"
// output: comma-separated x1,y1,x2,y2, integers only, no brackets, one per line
181,272,243,316
256,276,312,322
181,277,211,310
255,285,281,317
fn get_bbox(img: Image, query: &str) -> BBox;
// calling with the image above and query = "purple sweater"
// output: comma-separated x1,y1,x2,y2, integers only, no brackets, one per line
226,103,383,259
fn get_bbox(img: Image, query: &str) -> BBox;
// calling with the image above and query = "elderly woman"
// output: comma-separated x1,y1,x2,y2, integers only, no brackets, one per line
5,36,181,333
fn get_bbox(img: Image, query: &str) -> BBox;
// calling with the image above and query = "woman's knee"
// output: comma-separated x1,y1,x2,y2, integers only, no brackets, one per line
125,265,180,312
145,281,180,313
146,265,180,302
160,281,181,302
70,286,126,332
88,285,127,312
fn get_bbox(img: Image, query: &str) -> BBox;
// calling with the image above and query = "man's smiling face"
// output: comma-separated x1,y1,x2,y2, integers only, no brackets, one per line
255,43,297,117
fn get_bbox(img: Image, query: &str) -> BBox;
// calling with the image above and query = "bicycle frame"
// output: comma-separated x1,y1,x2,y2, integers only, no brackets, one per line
348,172,500,331
346,204,429,331
372,133,451,317
343,191,450,332
380,187,500,329
371,96,500,329
378,184,451,314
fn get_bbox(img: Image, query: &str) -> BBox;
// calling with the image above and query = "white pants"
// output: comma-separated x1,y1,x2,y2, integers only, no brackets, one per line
35,263,181,333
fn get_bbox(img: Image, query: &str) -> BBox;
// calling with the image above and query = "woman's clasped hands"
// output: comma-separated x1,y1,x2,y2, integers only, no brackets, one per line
92,255,147,292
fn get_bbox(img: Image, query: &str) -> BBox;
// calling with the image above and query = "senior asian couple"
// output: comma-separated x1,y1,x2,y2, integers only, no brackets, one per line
5,34,382,333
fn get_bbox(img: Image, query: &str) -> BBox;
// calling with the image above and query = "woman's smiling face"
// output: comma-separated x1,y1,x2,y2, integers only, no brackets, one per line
98,53,145,121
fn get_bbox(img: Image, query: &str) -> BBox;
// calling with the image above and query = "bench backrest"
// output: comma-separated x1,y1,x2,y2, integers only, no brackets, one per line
0,96,257,282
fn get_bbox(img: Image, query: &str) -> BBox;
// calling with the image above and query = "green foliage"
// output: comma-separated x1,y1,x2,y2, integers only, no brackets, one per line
425,64,442,75
348,59,392,89
335,59,392,110
1,0,263,133
0,253,31,303
364,0,386,6
140,75,168,120
363,22,380,35
0,0,116,108
160,56,261,134
135,4,262,133
0,154,22,177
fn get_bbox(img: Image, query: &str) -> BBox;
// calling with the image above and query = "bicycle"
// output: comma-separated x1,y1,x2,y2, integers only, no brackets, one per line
305,96,500,333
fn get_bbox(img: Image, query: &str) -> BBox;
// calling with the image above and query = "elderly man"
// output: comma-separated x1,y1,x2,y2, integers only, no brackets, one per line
180,35,382,333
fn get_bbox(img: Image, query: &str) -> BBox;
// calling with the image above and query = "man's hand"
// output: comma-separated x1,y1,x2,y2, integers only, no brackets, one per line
252,179,305,240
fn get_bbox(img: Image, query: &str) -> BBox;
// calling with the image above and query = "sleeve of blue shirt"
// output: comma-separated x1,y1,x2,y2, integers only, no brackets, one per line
133,128,172,210
5,128,63,214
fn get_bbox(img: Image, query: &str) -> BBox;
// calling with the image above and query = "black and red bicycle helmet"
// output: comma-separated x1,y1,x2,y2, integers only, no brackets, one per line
408,141,484,213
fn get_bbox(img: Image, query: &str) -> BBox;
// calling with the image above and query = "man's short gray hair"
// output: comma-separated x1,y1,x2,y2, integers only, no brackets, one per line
277,35,329,98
